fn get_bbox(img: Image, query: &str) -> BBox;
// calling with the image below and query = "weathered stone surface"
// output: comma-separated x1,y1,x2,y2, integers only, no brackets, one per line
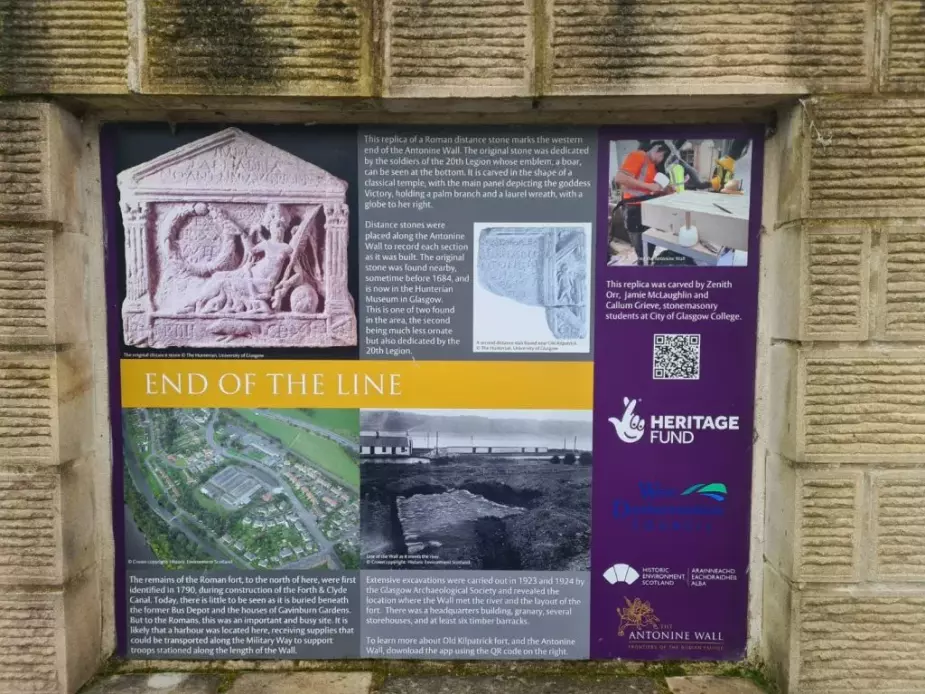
803,228,868,341
0,471,58,583
0,104,83,232
226,673,371,694
798,593,925,692
0,591,59,693
884,225,925,340
118,128,357,349
761,564,793,690
0,106,46,220
548,0,872,94
0,353,54,464
387,0,530,96
768,344,798,460
666,676,765,694
882,0,925,91
796,474,861,581
809,99,925,218
82,674,221,694
0,0,127,94
873,474,925,580
0,226,52,344
144,0,368,95
379,676,662,694
800,351,925,461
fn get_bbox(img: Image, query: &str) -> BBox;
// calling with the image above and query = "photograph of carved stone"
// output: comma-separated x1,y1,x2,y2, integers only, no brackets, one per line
360,409,592,571
472,223,592,354
117,127,357,349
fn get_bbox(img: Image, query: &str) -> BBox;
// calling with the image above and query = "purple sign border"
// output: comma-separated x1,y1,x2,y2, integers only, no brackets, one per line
101,123,766,661
100,124,130,656
590,125,765,661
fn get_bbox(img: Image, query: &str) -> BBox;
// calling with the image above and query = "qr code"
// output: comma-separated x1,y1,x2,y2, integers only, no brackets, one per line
653,334,701,380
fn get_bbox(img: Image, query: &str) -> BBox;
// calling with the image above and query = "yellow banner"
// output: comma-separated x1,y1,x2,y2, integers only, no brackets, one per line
120,360,593,410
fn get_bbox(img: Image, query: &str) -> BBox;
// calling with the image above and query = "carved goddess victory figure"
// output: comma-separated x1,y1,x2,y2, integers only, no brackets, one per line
177,203,324,317
119,126,357,349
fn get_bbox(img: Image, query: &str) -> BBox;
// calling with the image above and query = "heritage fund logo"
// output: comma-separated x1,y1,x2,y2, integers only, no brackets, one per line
609,397,740,444
617,597,724,650
610,398,645,443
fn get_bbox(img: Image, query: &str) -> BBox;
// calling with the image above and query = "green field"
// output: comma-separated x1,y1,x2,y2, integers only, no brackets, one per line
193,489,232,517
277,409,360,442
231,410,359,489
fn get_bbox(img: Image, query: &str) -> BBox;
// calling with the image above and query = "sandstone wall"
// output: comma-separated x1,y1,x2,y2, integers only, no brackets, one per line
0,1,921,693
0,103,107,693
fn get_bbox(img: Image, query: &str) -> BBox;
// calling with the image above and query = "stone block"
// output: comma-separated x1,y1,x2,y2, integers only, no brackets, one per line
775,103,810,227
59,458,100,583
0,105,47,222
386,0,531,97
666,676,765,694
761,563,794,691
794,472,862,582
808,98,925,218
0,459,96,588
62,565,104,694
765,223,801,340
0,103,83,232
546,0,873,95
0,227,89,347
764,453,797,579
0,352,55,465
873,473,925,581
378,676,661,694
0,470,59,584
142,0,371,96
83,674,221,694
55,345,95,465
881,0,925,92
801,226,870,341
53,232,90,345
226,673,372,694
0,590,60,693
0,225,54,345
799,349,925,462
767,343,798,460
796,592,925,693
0,0,127,94
882,224,925,340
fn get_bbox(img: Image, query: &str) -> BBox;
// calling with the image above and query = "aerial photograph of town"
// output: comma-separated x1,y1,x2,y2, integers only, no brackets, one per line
122,408,360,570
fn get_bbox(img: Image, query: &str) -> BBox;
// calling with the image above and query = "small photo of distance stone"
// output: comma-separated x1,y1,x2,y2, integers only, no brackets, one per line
473,222,592,354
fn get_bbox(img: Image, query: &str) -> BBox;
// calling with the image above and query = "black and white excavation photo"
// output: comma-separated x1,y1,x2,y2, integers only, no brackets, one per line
359,409,592,571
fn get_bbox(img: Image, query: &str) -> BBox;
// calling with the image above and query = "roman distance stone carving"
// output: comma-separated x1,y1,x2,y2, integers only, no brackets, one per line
118,128,357,349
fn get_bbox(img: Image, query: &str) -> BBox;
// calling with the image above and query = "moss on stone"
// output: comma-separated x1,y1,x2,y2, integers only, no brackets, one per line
146,0,292,88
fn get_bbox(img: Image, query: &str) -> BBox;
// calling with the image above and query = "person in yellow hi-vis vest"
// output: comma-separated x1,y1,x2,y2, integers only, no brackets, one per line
711,155,740,193
668,162,687,192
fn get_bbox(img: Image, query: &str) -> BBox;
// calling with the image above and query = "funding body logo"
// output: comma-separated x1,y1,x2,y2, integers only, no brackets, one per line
609,397,740,445
609,398,644,443
612,481,727,534
616,597,724,651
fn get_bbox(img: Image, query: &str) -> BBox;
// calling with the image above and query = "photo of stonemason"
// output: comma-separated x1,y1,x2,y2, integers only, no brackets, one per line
473,223,592,354
607,139,752,268
117,127,357,349
122,408,360,570
360,409,592,571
